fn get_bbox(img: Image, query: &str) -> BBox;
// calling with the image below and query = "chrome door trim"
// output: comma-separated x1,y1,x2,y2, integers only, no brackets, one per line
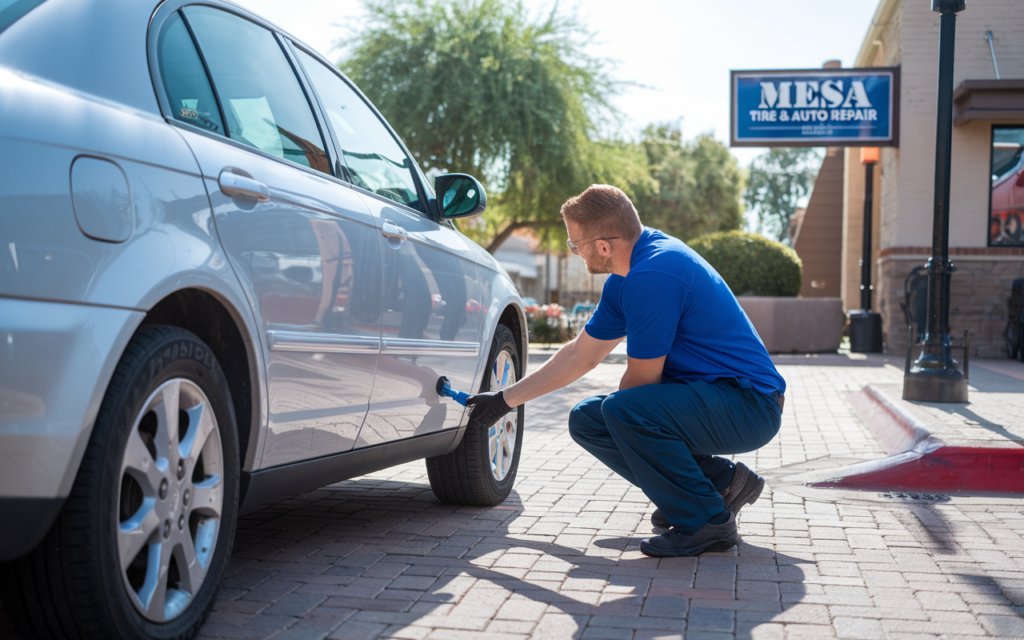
267,330,381,354
381,338,480,357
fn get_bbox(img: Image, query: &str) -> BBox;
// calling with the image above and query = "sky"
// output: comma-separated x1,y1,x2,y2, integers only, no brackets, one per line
232,0,881,167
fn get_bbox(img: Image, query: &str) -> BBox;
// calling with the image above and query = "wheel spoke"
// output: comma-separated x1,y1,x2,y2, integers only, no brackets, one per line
190,475,223,519
154,380,181,462
178,400,214,464
119,498,160,568
173,534,203,595
137,541,170,622
123,429,165,493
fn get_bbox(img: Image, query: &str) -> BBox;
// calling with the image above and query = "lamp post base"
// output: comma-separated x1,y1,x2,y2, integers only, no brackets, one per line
903,364,968,403
849,310,883,353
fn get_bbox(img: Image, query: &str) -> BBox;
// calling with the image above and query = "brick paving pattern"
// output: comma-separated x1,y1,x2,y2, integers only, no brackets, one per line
199,354,1024,639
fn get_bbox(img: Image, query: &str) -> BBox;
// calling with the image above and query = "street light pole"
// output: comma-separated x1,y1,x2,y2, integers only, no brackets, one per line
850,147,882,353
903,0,968,403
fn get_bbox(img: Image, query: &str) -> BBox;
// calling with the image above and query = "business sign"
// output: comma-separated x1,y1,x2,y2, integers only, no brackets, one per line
731,68,899,147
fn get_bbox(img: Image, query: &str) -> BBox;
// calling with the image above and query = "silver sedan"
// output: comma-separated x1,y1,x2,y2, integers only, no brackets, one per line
0,0,527,637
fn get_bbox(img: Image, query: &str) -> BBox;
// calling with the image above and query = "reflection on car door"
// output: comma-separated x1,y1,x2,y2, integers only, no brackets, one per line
292,47,484,447
174,6,383,468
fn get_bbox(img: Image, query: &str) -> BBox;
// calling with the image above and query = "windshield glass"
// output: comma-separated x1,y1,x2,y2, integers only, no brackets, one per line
0,0,46,35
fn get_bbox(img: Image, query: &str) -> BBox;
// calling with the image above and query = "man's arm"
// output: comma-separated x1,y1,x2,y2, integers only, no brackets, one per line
500,329,622,407
619,355,666,390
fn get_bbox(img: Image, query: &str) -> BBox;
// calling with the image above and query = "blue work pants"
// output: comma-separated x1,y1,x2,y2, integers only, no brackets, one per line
568,379,781,534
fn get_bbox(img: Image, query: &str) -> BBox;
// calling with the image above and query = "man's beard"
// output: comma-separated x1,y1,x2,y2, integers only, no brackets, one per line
584,254,613,275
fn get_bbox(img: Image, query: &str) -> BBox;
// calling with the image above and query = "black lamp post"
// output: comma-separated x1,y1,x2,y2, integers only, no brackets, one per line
903,0,968,403
850,147,883,353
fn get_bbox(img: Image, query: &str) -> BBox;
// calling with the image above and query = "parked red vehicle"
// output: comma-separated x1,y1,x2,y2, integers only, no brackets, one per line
990,141,1024,245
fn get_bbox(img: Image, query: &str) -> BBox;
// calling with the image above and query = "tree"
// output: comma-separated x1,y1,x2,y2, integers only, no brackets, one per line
743,148,823,243
633,124,745,242
340,0,651,252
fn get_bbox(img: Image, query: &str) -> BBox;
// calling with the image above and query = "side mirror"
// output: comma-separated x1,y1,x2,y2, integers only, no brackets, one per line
435,174,487,219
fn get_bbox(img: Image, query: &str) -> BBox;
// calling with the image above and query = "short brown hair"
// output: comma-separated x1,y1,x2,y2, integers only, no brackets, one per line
560,184,642,242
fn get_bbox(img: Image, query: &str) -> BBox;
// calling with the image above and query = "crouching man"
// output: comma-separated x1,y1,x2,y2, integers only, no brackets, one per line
466,184,786,557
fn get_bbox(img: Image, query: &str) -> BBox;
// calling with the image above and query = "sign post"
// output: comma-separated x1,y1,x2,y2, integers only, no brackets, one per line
903,0,969,403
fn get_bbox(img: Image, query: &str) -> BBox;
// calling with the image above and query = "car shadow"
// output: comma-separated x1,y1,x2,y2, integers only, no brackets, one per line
206,479,810,639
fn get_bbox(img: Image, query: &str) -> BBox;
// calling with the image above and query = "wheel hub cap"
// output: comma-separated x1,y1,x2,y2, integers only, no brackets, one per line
487,350,518,482
116,378,224,623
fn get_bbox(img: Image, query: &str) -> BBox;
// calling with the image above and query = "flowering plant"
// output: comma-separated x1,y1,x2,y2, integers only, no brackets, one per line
525,303,569,343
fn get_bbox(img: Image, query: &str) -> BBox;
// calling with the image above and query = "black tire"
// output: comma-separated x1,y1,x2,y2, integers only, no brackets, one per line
426,324,524,506
0,325,239,639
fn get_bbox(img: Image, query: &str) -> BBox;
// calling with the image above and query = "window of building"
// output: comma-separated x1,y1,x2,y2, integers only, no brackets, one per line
989,125,1024,247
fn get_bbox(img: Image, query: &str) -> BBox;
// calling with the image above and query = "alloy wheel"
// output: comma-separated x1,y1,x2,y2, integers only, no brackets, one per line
487,349,518,481
116,378,224,623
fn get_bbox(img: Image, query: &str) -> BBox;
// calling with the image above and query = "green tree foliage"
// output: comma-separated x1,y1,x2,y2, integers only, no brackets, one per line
688,231,802,297
341,0,651,251
633,124,745,241
743,148,822,243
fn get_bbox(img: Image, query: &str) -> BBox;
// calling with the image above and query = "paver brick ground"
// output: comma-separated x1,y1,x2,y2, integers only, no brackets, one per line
191,352,1024,639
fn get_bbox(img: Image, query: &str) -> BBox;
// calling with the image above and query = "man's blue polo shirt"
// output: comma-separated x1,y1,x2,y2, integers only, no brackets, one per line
584,227,786,396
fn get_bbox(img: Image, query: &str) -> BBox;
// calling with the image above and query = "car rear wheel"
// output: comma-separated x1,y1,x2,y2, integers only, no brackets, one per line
0,325,238,639
426,324,523,506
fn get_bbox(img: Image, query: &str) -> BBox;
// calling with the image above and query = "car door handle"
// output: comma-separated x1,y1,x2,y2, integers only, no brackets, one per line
381,219,408,242
218,169,270,202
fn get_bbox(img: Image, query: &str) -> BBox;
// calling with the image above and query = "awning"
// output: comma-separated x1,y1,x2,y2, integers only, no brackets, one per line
953,79,1024,125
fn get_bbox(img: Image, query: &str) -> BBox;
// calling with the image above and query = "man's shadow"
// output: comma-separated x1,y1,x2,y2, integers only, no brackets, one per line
211,479,810,639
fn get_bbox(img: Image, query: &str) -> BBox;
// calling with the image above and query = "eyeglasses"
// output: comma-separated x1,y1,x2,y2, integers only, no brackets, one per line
566,236,620,255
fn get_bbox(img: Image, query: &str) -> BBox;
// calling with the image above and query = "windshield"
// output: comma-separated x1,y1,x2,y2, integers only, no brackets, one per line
0,0,46,35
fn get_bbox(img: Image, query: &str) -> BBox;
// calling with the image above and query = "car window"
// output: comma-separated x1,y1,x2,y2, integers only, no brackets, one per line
157,12,225,135
183,6,329,175
294,48,424,213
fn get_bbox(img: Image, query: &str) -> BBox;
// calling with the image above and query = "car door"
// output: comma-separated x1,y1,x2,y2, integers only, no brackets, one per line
291,47,485,448
165,6,384,468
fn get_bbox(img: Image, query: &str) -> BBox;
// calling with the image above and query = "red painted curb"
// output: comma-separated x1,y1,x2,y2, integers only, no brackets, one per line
810,445,1024,494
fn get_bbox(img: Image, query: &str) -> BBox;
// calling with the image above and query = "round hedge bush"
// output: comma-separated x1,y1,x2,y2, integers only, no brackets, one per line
688,231,802,297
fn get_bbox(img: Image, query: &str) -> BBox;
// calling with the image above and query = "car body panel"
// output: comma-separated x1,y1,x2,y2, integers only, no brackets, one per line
177,127,385,469
0,298,142,499
355,194,482,447
0,0,160,116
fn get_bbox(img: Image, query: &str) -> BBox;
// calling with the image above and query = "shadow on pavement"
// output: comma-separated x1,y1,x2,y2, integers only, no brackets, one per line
204,479,810,639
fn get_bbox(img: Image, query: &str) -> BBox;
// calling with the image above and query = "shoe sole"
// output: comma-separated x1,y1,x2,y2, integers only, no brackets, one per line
639,537,737,558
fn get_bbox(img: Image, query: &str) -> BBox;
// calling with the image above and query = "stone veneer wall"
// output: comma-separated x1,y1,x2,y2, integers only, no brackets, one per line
879,249,1024,359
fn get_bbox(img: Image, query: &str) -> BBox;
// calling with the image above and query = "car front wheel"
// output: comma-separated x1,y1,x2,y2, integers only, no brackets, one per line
1,325,238,639
426,324,523,506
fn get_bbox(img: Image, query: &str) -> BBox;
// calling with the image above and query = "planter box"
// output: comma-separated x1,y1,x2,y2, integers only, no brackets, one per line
737,297,844,354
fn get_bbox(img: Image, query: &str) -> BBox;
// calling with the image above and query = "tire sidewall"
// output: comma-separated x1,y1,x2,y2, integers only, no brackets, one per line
91,329,239,639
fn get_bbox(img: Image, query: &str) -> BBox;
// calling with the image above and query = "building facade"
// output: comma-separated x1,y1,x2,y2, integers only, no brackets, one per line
802,0,1024,358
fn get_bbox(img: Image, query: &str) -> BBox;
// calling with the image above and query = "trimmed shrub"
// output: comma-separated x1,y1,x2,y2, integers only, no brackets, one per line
688,231,802,297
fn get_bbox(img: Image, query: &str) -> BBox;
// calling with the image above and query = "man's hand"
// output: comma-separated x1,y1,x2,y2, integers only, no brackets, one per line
466,390,513,430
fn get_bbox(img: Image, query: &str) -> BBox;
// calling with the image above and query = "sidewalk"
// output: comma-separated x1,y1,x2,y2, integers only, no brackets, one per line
196,351,1024,640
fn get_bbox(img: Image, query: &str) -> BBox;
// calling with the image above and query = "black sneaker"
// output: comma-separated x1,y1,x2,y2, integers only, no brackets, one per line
722,462,765,514
649,462,765,527
640,513,738,557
